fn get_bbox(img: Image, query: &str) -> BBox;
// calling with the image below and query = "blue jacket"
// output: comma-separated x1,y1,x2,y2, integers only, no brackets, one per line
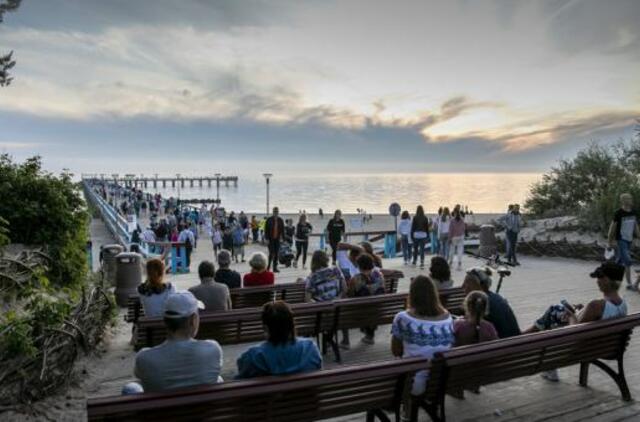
236,337,322,379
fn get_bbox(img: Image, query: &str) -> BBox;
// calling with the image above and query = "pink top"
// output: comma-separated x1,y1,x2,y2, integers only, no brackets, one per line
449,218,466,238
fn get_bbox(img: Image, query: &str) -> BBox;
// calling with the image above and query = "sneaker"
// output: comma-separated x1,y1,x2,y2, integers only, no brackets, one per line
273,269,280,273
361,336,375,345
419,263,424,269
626,284,638,291
541,369,559,382
339,342,351,350
411,262,417,267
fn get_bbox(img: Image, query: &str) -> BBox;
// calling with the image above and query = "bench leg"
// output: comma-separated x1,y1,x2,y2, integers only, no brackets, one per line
585,359,632,401
579,362,589,387
415,398,443,422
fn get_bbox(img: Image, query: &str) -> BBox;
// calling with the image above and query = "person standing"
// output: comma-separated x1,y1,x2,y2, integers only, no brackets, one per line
449,207,466,271
431,207,442,255
250,215,259,243
294,214,313,269
265,207,285,272
608,193,640,291
232,224,246,263
398,210,412,265
438,207,451,260
178,223,196,270
326,210,346,265
505,204,523,265
411,206,430,269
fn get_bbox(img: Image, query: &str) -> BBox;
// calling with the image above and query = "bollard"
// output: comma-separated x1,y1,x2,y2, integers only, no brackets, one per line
478,224,497,257
114,252,142,307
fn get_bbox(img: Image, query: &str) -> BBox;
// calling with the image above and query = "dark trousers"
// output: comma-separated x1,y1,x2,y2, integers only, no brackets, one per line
268,239,281,271
252,229,259,242
295,240,309,265
185,245,192,268
329,239,339,264
506,230,518,263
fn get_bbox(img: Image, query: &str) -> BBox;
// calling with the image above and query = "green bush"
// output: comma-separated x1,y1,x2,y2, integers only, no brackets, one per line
525,128,640,233
0,155,89,288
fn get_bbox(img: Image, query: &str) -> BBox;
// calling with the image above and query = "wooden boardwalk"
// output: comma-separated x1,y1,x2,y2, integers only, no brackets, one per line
14,216,636,421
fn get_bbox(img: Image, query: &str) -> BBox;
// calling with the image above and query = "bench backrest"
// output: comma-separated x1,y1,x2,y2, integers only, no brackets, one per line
126,282,308,323
87,357,429,422
425,313,640,400
127,274,402,324
135,302,334,350
135,287,463,350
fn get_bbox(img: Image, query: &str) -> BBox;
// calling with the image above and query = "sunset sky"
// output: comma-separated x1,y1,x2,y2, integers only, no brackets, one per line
0,0,638,175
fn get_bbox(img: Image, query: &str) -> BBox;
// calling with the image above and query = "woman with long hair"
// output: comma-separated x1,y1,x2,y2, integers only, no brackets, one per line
391,275,454,417
438,207,451,260
137,258,176,317
449,206,466,271
398,210,412,265
411,205,430,269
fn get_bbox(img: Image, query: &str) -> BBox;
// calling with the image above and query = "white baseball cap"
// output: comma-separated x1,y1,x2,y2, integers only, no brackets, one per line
163,291,204,318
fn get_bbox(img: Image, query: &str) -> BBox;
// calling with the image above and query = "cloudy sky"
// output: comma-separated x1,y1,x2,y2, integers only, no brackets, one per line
0,0,638,175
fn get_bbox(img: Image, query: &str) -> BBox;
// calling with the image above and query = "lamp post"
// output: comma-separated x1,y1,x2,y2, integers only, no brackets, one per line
263,173,273,215
214,173,221,203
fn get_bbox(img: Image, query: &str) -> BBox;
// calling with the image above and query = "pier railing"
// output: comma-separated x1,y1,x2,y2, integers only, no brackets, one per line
82,181,188,273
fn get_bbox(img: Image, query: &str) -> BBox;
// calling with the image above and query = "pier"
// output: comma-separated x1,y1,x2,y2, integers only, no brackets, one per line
81,174,239,189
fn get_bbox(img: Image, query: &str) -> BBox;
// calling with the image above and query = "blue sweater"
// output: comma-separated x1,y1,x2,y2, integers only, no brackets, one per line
236,337,322,379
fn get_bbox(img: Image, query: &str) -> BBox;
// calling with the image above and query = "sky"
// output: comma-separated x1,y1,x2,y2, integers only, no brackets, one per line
0,0,638,176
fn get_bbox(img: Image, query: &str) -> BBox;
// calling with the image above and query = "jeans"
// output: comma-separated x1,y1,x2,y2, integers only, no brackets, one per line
412,238,426,265
439,234,450,260
295,240,309,266
401,235,411,263
268,239,281,271
431,230,439,254
450,236,464,267
252,229,259,242
617,239,632,267
506,230,519,263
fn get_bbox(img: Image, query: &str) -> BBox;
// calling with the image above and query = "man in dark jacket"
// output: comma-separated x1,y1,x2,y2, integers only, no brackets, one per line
264,207,285,272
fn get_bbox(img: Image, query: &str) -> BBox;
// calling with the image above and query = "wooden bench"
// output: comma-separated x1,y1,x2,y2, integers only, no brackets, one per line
134,287,464,353
125,272,403,324
416,313,640,422
87,357,429,422
125,282,307,323
135,301,334,350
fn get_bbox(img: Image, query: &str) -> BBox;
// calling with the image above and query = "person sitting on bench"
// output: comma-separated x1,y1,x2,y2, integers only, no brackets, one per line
188,260,231,312
236,301,322,378
524,261,628,382
243,252,275,287
128,291,223,394
347,253,386,345
391,275,454,420
137,259,176,318
462,267,521,338
453,291,498,346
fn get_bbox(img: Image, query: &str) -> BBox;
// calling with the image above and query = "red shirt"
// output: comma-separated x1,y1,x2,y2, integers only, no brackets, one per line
243,271,275,287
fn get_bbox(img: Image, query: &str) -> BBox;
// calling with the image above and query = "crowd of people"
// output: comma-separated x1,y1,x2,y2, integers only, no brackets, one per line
94,182,638,418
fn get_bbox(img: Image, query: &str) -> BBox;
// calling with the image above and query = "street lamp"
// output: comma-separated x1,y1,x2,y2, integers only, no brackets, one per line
214,173,221,203
263,173,273,215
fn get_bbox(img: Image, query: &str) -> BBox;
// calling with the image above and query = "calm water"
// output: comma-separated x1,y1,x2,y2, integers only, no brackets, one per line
147,173,540,214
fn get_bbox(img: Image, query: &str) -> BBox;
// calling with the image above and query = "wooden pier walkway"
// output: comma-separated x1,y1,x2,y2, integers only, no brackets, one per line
81,174,238,189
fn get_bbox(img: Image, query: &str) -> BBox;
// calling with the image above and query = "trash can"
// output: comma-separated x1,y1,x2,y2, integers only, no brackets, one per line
102,244,124,286
114,252,143,307
478,224,497,257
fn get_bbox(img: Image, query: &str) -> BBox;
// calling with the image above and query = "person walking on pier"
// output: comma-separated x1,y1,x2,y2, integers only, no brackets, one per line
326,210,346,265
178,224,196,270
608,193,640,291
251,215,259,243
294,214,313,269
265,207,285,272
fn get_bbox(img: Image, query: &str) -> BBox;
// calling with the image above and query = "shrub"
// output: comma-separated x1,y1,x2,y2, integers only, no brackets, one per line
0,155,89,288
525,127,640,233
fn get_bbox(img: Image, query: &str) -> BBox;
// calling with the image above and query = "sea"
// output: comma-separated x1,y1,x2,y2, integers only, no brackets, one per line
145,172,541,214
